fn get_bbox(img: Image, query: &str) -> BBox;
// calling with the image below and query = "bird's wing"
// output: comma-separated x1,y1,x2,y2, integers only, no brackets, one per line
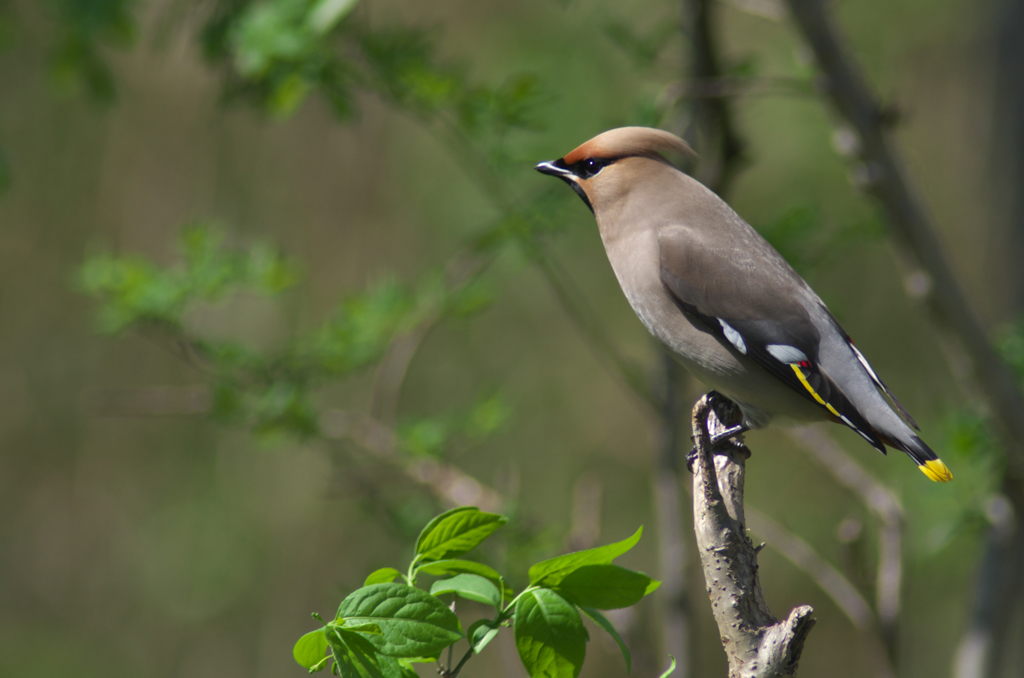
658,227,887,452
816,305,920,430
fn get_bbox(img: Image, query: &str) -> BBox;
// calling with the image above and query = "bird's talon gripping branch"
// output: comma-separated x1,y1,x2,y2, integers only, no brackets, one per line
710,423,749,445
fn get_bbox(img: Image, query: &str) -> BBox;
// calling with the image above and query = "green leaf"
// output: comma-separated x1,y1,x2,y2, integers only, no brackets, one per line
327,625,380,656
325,627,388,678
580,607,630,673
342,622,382,635
467,619,501,654
528,527,643,587
365,568,402,586
415,559,513,600
336,583,463,658
294,628,329,670
658,655,678,678
430,574,501,607
414,507,508,562
393,661,419,678
553,564,657,610
514,589,587,678
307,0,360,34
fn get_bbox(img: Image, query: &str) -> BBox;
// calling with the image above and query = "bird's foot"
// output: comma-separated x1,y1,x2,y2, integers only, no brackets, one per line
685,433,751,472
686,392,750,473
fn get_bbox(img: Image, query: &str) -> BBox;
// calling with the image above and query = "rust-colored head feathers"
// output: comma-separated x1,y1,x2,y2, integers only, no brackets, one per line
562,127,696,165
534,127,697,212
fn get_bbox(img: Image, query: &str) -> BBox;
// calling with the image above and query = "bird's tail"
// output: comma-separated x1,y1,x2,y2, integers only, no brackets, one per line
881,431,953,483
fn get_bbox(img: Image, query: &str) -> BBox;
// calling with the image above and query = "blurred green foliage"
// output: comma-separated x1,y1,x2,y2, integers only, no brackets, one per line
81,226,300,333
47,0,136,101
0,0,1006,676
398,394,510,459
80,226,504,440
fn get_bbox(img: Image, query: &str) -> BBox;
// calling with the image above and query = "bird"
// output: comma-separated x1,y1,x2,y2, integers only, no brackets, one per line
535,126,952,482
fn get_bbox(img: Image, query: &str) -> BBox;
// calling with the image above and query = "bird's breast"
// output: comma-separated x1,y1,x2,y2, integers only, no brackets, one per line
601,228,739,378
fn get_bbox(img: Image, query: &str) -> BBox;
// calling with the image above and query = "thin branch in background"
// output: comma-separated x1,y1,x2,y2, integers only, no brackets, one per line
786,425,904,661
654,3,755,675
784,0,1024,466
681,0,747,195
370,248,494,425
720,0,787,22
369,328,431,426
320,409,504,512
664,75,817,102
782,3,1024,676
81,385,506,512
531,244,659,409
746,507,895,678
954,494,1021,678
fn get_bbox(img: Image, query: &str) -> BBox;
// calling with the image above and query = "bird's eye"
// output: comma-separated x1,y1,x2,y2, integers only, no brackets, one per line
577,158,609,179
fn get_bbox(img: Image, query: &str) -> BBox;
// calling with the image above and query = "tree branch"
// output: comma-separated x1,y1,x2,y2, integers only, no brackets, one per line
782,3,1024,675
320,409,504,512
784,0,1024,472
691,393,815,677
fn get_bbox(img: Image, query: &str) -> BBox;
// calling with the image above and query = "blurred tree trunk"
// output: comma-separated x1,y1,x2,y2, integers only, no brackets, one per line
649,2,750,675
989,0,1024,312
955,2,1024,676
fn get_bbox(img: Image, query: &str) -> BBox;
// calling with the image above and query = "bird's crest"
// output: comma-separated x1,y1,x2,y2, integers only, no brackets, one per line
563,127,697,165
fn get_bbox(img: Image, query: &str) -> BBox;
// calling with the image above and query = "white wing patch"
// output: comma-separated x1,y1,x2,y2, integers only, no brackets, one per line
766,344,808,364
850,343,881,384
719,319,747,354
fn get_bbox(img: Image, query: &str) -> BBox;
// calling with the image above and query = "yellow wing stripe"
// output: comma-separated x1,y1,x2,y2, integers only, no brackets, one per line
790,364,841,418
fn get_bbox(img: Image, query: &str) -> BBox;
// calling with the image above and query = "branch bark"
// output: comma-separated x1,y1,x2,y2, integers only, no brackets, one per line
691,393,816,677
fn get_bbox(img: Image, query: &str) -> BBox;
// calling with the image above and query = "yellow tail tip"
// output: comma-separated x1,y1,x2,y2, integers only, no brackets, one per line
919,459,953,483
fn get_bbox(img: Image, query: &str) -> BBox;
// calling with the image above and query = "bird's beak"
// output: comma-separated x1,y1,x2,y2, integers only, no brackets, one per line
535,158,593,213
535,159,574,179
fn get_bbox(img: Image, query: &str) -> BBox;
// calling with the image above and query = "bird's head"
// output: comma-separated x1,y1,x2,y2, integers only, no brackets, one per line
535,127,696,213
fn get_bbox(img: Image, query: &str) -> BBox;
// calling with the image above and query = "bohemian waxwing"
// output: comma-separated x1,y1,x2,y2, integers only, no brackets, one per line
536,126,952,482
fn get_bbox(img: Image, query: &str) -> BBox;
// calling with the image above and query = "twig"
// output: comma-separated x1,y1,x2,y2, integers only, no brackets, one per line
681,0,747,195
691,393,815,677
784,0,1024,470
665,76,816,102
320,409,503,512
786,425,904,659
532,245,659,409
954,494,1022,678
369,248,492,425
783,3,1024,675
745,507,895,678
